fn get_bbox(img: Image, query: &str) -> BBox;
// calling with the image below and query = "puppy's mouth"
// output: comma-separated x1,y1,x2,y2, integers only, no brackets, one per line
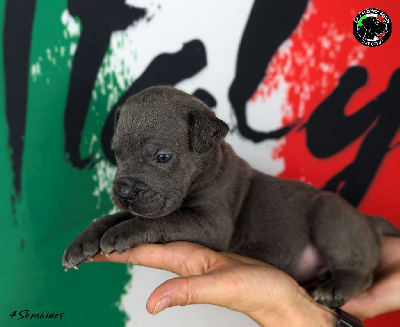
112,189,181,218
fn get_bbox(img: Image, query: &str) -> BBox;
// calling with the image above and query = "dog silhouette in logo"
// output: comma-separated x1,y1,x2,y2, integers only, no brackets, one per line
358,16,387,40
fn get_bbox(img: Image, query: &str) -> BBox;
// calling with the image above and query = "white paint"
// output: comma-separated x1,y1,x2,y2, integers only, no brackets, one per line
226,132,285,176
247,75,289,133
92,160,116,209
88,0,286,177
61,10,80,38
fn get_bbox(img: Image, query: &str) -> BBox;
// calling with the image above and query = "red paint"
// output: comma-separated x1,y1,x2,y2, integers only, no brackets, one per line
253,0,400,325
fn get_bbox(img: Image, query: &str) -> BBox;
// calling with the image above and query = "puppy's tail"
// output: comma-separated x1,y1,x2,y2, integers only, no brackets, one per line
367,215,400,237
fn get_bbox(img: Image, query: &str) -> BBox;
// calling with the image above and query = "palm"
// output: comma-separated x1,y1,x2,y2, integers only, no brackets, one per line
92,238,400,321
93,241,305,318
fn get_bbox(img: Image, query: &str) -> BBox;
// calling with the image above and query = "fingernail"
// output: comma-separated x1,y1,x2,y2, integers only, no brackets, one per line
153,297,171,315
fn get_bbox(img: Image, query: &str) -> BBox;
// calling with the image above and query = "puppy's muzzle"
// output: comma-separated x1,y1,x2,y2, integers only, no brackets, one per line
114,177,141,205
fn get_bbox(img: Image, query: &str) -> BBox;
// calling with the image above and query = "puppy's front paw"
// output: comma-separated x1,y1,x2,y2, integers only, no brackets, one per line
62,232,102,270
100,226,139,255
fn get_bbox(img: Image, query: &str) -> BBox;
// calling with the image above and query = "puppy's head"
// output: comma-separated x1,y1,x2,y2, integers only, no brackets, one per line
111,86,229,218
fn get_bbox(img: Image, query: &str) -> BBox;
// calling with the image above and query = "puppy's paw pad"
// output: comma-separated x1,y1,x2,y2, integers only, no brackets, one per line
312,286,346,308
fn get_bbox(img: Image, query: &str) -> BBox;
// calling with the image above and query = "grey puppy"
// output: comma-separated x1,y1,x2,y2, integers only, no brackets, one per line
63,86,399,308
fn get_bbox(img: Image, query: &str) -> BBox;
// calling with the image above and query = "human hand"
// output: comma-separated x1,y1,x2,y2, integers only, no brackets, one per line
342,237,400,319
92,241,337,326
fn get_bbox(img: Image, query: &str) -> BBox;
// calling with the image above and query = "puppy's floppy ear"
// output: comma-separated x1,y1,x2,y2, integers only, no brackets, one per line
114,107,121,132
188,109,229,153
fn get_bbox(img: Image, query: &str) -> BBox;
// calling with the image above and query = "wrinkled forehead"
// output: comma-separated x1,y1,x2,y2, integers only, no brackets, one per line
113,103,188,149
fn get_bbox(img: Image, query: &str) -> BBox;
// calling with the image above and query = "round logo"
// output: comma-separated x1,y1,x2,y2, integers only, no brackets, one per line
353,8,392,47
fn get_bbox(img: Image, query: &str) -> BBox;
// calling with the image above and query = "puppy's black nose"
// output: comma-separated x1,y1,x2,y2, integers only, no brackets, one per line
115,178,138,203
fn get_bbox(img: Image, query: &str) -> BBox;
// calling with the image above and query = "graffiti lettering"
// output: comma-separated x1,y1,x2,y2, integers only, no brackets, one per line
3,0,398,214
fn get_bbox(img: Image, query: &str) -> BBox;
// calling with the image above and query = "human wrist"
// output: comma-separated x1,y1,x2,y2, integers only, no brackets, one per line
293,291,338,327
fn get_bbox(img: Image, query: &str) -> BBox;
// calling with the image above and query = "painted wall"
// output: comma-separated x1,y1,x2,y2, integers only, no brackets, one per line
1,0,399,326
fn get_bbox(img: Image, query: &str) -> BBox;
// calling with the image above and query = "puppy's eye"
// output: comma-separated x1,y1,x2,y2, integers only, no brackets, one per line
156,154,173,163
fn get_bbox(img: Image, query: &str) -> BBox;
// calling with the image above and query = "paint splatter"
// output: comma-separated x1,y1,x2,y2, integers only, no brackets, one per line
250,0,400,228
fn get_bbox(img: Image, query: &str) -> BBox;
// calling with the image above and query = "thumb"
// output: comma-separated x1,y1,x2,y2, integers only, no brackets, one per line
341,270,400,319
148,273,246,315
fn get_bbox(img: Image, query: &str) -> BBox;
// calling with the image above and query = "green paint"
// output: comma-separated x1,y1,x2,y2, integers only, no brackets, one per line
357,14,367,27
1,1,130,326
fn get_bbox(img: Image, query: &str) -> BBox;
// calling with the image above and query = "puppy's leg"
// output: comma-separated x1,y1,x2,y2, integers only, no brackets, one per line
99,209,232,255
310,192,379,307
62,211,134,269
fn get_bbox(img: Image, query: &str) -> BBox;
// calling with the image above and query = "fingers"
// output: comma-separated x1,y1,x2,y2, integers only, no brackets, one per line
376,237,400,275
89,241,308,324
342,237,400,319
91,242,264,316
342,270,400,319
92,241,269,271
147,275,222,314
222,252,275,268
91,241,222,277
147,272,255,315
146,266,314,327
341,291,374,319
